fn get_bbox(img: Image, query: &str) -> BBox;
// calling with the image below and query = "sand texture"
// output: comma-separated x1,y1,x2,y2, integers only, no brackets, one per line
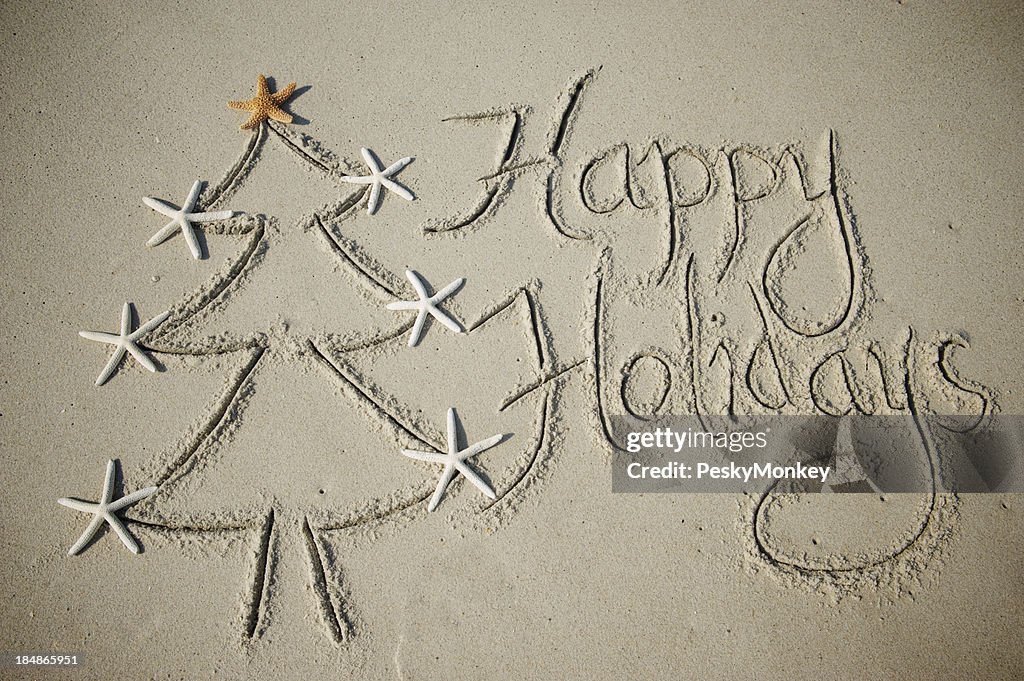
1,1,1022,678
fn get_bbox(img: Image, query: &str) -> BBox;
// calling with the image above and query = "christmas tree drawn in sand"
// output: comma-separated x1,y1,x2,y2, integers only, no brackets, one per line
82,80,563,644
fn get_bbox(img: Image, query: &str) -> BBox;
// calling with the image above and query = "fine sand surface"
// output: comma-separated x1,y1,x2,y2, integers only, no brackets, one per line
1,1,1022,678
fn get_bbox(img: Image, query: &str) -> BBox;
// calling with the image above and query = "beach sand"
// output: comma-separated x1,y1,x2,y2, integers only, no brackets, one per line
1,1,1022,678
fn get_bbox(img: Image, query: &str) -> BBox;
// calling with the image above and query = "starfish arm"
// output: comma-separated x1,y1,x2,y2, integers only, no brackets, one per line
405,270,429,299
96,346,127,386
180,221,201,259
105,513,141,554
67,514,106,556
459,433,505,459
339,175,374,185
427,306,463,334
432,278,465,302
102,459,117,503
366,180,381,215
240,112,264,130
380,178,414,202
227,100,252,110
131,310,171,338
266,105,293,125
142,196,178,217
400,449,449,464
78,330,120,344
383,156,413,176
189,210,234,222
270,82,297,104
125,343,157,373
147,220,182,247
446,408,459,455
360,148,382,172
57,498,100,513
455,461,496,499
427,464,457,512
120,302,131,336
385,300,419,311
256,74,271,97
408,309,427,347
108,486,158,512
184,180,202,211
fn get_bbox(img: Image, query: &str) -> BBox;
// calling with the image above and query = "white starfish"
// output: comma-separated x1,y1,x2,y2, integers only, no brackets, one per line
57,459,158,555
79,302,170,386
340,147,414,215
402,408,506,512
386,270,464,347
143,180,234,259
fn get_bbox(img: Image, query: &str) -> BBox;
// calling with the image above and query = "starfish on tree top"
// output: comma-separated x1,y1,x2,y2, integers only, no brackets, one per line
228,74,298,130
402,408,506,512
386,270,464,347
341,147,414,215
57,459,158,555
144,180,234,259
79,302,170,386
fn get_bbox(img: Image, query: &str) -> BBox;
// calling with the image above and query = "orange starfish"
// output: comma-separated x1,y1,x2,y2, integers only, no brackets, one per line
227,74,297,130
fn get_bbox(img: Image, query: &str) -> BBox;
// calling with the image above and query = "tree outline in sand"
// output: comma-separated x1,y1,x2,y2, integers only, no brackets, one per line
121,110,562,644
